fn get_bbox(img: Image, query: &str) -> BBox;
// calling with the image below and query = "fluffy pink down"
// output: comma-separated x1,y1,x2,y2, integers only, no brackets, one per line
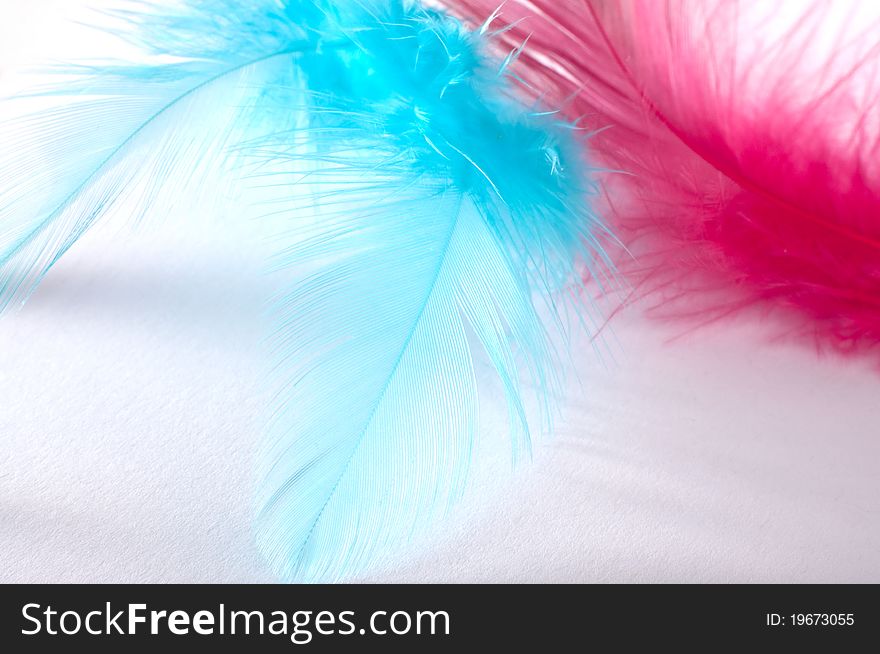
447,0,880,354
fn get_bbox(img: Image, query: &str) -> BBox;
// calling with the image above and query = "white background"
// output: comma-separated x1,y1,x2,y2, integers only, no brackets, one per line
0,0,878,583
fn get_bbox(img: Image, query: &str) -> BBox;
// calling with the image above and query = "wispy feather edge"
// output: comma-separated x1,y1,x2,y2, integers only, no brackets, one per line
447,0,880,354
0,0,611,581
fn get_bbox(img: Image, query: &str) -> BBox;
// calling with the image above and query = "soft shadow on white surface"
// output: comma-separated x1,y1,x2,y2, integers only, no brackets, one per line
360,319,880,583
1,218,878,583
0,226,277,583
1,0,878,583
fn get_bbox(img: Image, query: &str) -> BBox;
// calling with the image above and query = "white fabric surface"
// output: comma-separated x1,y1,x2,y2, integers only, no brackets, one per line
1,0,878,584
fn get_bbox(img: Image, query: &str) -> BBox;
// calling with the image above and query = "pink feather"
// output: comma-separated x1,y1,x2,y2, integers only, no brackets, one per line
448,0,880,354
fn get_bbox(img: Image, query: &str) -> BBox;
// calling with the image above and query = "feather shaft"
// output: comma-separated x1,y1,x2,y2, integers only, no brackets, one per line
0,0,610,582
445,0,880,352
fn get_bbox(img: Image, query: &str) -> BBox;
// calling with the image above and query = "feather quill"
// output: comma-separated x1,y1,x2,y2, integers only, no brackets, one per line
0,0,610,581
445,0,880,353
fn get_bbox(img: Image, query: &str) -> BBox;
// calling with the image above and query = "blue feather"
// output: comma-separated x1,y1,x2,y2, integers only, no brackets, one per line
0,0,613,581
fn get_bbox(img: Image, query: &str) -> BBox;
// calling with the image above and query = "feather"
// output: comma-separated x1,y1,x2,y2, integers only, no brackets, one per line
444,0,880,353
0,0,611,581
0,1,305,311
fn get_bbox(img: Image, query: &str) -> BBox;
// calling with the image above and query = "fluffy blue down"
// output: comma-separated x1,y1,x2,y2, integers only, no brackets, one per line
0,0,613,581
